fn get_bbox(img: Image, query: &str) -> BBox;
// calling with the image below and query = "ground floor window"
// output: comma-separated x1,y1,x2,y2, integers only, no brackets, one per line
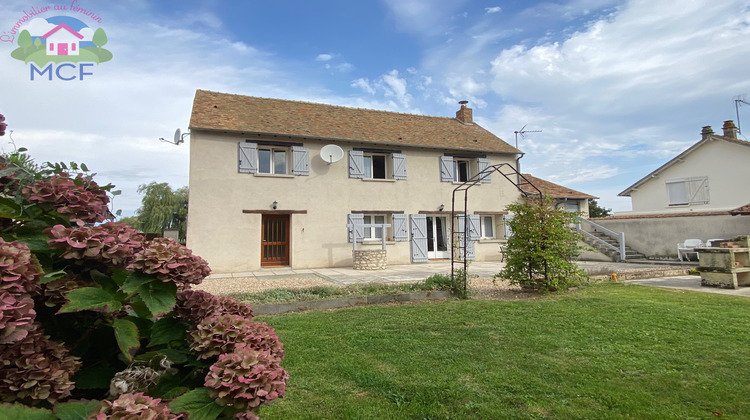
481,215,495,239
363,214,387,240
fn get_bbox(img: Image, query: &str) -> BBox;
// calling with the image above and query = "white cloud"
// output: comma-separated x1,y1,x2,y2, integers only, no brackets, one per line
381,69,411,107
316,53,332,61
19,17,54,36
485,6,502,14
351,78,376,94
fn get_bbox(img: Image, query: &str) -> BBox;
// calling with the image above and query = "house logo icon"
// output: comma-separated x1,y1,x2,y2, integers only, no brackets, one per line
9,16,112,80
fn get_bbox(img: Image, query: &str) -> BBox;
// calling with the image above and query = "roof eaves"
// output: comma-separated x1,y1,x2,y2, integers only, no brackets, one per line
188,126,520,155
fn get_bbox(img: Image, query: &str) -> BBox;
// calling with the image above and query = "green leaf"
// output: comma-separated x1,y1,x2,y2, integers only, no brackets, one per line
54,400,101,420
16,233,50,252
80,163,89,172
137,280,177,317
73,365,118,389
40,269,67,285
89,269,119,293
111,189,122,196
0,403,56,420
121,271,156,294
111,268,130,286
113,318,140,362
149,317,186,347
169,388,224,420
58,287,122,314
136,348,190,365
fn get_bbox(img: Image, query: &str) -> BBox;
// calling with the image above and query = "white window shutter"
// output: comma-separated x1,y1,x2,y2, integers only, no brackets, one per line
348,150,364,179
392,153,407,180
347,213,364,243
440,155,453,182
468,214,481,241
466,240,475,260
688,177,709,204
477,158,491,183
292,146,310,176
238,142,257,174
409,214,428,262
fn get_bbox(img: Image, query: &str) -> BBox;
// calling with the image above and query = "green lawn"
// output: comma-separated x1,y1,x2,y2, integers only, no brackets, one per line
257,283,750,419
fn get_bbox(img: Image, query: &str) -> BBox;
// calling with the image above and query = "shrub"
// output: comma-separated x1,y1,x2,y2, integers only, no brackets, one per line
497,197,586,292
0,149,286,419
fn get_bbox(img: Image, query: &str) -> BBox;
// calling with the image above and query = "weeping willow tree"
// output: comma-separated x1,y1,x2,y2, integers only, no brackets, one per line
134,182,188,243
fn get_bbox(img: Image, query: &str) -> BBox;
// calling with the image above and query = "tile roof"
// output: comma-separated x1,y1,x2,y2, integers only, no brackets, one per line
729,204,750,216
519,174,597,199
189,90,520,154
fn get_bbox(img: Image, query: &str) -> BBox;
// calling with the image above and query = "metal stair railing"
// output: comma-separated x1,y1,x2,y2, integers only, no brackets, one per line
578,218,626,261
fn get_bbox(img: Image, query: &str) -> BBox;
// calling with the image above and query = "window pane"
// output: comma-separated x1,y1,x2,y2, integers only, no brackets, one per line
258,149,271,173
372,155,387,179
274,150,286,174
364,156,372,179
483,216,494,238
667,182,688,205
458,161,469,182
374,215,385,239
363,215,372,238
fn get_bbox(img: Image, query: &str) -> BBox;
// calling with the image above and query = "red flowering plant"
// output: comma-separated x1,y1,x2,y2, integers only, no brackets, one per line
0,149,286,419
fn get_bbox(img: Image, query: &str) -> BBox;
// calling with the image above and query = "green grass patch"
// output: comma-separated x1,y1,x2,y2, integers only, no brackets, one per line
257,283,750,419
232,273,457,304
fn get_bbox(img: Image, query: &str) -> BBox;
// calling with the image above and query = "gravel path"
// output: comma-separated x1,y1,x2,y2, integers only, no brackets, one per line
195,274,528,300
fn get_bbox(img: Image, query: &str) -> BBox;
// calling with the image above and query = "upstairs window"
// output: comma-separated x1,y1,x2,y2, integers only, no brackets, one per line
666,176,709,206
364,154,388,179
238,142,309,176
258,147,288,175
349,150,406,180
440,155,491,183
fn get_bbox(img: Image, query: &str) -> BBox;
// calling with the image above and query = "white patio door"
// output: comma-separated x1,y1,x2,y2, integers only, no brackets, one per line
426,216,449,259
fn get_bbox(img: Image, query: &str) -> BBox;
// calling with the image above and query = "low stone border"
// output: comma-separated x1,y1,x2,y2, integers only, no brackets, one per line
253,290,456,315
588,267,691,282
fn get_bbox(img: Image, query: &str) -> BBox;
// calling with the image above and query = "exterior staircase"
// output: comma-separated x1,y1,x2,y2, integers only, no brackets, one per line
582,229,646,261
577,218,645,262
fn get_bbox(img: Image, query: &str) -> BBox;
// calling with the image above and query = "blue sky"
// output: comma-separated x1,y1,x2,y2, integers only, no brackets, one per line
1,0,749,216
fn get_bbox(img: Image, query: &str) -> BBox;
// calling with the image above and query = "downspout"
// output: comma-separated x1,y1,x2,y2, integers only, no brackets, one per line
515,152,525,188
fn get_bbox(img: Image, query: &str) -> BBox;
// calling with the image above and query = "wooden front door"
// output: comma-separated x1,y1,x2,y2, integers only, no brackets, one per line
261,214,290,266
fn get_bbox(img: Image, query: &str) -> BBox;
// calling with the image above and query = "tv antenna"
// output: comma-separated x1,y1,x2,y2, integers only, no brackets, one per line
514,124,542,149
735,95,750,135
159,128,189,145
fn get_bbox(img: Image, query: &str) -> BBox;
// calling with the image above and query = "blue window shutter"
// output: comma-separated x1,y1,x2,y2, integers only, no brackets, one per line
466,240,475,260
468,214,481,241
392,214,408,241
238,142,257,174
392,153,407,180
349,150,364,179
409,214,428,262
347,213,364,243
292,146,310,176
440,155,453,182
477,158,491,183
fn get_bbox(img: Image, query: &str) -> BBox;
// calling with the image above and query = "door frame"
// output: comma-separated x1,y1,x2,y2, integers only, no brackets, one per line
426,215,449,259
261,214,290,267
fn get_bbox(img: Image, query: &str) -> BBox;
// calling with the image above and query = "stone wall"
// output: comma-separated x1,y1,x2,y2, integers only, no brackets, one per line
353,249,387,270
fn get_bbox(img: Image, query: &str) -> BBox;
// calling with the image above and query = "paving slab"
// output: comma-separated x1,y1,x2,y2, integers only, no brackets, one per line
626,275,750,297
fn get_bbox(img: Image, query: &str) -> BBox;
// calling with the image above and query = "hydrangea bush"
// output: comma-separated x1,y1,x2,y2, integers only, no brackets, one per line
0,149,286,419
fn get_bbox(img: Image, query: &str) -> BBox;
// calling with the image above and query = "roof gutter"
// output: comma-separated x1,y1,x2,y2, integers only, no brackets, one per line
515,152,525,187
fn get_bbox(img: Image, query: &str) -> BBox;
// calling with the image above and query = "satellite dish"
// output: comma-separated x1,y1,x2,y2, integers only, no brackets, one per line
174,128,182,144
320,144,344,164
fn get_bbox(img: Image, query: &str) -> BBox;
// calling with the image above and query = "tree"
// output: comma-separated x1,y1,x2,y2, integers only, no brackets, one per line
17,30,31,51
92,28,108,49
588,199,612,218
135,182,188,243
497,197,586,292
116,215,139,228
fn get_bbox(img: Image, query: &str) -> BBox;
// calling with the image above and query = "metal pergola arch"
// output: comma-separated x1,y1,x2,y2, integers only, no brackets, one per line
450,163,544,292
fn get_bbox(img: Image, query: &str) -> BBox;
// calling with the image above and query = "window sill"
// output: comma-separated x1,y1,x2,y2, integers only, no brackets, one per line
359,241,397,245
254,173,295,179
479,239,506,243
362,178,396,183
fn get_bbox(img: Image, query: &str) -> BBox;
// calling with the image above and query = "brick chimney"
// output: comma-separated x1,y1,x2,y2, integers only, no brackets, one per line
456,100,473,124
701,125,714,140
722,120,738,139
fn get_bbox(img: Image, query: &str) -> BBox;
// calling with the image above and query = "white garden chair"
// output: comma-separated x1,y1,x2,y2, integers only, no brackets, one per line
677,239,704,261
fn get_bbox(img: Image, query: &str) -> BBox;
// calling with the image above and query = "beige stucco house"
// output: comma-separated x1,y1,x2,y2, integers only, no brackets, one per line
187,90,532,273
618,121,750,215
520,174,596,217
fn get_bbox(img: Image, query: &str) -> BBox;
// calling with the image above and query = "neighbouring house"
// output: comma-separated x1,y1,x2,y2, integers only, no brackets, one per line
519,174,596,217
42,23,83,56
590,121,750,258
187,90,530,273
618,120,750,214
